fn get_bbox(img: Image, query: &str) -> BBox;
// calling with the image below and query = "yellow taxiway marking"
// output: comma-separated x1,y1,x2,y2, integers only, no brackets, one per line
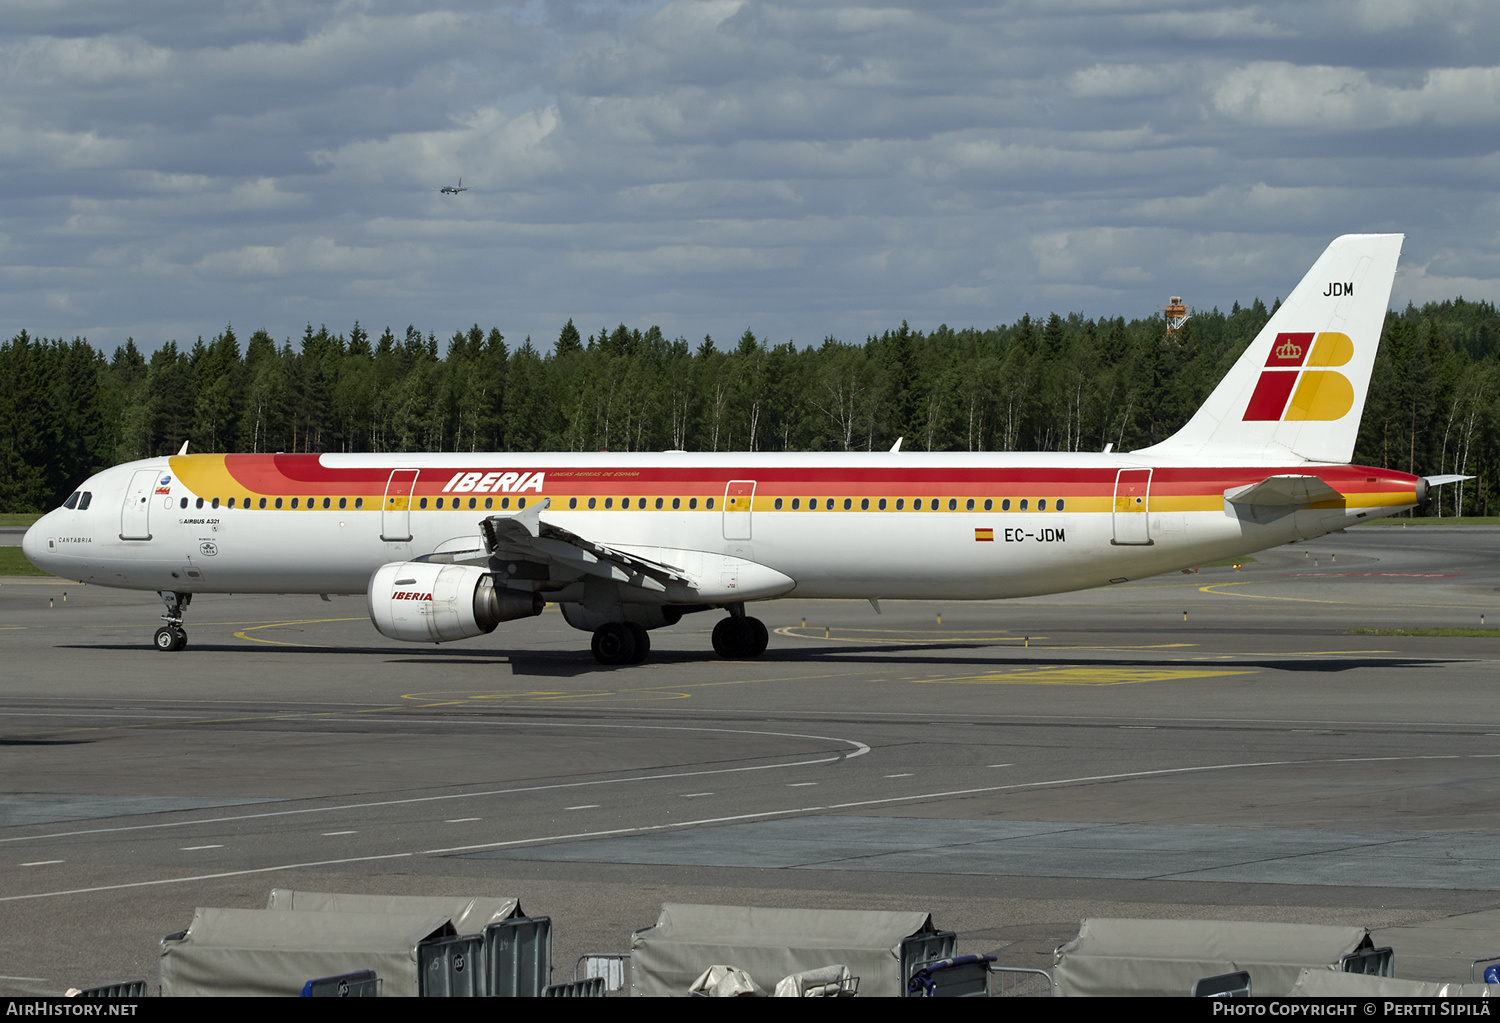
1198,580,1487,610
917,666,1255,686
398,673,855,705
233,617,365,647
775,626,1043,644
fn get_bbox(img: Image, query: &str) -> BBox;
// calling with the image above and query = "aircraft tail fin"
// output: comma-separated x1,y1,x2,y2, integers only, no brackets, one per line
1137,233,1403,464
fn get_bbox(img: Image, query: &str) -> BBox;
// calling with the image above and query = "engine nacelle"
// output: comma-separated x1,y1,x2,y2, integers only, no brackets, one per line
368,561,542,643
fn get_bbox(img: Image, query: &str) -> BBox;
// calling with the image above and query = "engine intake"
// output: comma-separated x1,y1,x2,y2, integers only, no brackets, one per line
368,561,542,643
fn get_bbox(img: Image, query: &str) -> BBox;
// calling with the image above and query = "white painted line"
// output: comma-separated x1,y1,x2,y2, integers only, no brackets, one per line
12,754,1500,904
681,792,714,798
179,845,223,851
0,725,872,846
21,860,63,866
445,818,481,823
564,805,600,811
787,782,818,787
884,773,914,778
987,763,1014,768
322,831,357,836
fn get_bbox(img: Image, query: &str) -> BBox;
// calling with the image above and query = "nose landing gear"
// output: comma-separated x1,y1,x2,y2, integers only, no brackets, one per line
154,591,191,651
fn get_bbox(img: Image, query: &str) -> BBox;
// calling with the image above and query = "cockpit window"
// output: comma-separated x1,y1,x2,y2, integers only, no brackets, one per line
78,491,91,510
63,492,80,509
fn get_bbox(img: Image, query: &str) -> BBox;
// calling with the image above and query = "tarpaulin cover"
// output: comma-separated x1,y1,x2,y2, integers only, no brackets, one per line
630,903,938,998
1289,968,1500,998
265,888,521,934
1052,918,1373,997
159,907,455,997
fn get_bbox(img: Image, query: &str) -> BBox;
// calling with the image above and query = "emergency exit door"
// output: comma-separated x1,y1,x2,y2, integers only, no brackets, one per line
723,480,756,540
381,469,419,541
1111,468,1153,546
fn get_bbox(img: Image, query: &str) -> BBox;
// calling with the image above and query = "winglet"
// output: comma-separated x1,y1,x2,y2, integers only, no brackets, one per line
178,440,190,456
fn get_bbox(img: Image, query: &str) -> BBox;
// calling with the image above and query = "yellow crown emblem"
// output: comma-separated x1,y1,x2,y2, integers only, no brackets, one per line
1275,338,1302,360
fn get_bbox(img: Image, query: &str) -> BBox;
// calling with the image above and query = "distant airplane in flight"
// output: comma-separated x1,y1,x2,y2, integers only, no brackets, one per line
439,178,467,195
23,234,1465,665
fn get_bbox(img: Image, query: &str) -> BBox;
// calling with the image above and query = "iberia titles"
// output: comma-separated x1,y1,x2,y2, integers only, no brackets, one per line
440,471,546,494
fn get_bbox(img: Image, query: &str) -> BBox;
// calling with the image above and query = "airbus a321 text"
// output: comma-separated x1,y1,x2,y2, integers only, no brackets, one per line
23,234,1463,664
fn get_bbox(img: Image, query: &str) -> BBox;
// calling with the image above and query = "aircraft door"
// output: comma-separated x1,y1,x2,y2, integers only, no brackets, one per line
1111,468,1153,546
120,468,158,540
381,469,419,541
723,480,756,540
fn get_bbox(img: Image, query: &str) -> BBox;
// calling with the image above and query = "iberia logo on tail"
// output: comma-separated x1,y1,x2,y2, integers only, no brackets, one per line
1242,332,1355,422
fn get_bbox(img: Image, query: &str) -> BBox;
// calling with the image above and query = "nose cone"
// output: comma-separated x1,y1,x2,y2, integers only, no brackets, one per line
21,513,57,574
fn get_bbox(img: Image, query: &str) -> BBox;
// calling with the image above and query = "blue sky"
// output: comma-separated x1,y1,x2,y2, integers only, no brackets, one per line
4,0,1498,353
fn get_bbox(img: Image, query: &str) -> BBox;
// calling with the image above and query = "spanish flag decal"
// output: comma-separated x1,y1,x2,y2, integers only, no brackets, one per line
975,528,994,542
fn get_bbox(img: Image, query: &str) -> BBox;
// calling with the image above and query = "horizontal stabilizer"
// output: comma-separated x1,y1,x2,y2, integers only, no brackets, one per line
1422,474,1472,488
1225,474,1342,509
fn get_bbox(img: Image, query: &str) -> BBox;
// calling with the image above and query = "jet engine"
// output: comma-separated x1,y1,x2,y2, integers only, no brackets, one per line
368,561,542,643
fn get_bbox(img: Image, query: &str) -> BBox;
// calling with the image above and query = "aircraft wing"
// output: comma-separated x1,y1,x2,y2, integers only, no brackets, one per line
1224,474,1343,509
476,499,691,595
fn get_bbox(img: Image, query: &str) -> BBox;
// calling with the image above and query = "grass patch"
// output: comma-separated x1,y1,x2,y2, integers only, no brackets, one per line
1348,628,1500,637
0,513,42,527
0,546,51,576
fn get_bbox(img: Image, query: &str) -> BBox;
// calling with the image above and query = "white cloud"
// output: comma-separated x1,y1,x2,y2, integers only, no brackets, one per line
1214,62,1500,129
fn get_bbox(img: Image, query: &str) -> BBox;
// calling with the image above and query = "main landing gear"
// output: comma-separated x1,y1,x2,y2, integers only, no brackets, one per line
590,622,650,666
586,607,769,665
711,613,768,660
154,591,191,652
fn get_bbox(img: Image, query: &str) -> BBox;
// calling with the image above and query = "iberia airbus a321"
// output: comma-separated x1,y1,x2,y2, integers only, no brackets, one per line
22,234,1461,664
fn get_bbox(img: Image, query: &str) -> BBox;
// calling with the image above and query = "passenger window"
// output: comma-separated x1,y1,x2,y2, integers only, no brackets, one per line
323,497,331,509
984,498,992,511
605,497,613,509
896,498,904,510
274,498,283,509
913,499,922,510
64,492,79,509
689,498,698,510
211,498,220,509
673,497,681,509
468,497,477,509
948,498,958,511
260,498,268,509
503,497,512,509
656,497,664,509
291,498,299,509
568,497,577,509
436,497,444,509
587,497,595,509
879,498,886,510
484,497,492,510
706,498,714,509
1038,499,1047,511
339,497,347,509
966,498,974,511
419,497,428,509
518,498,527,509
1020,499,1029,511
1002,499,1011,511
195,497,204,509
1056,499,1065,511
842,498,851,510
775,497,783,510
308,497,315,509
860,498,869,510
354,498,362,509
